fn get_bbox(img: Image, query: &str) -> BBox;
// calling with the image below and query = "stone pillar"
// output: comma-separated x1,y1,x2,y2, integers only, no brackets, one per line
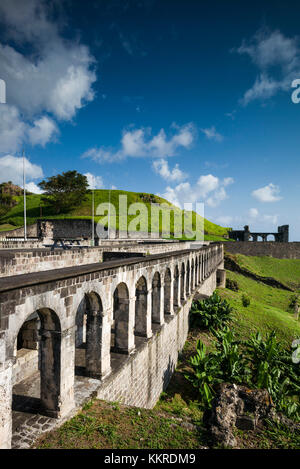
217,268,226,288
39,326,75,418
169,277,174,315
86,310,111,379
146,289,153,336
177,273,182,308
135,289,152,339
0,360,13,449
114,297,135,354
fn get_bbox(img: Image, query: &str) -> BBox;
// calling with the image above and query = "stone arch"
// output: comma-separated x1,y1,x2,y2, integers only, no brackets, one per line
12,308,62,418
152,272,162,324
135,276,148,337
186,260,190,295
164,268,172,315
180,262,185,301
112,282,132,354
75,292,105,379
173,265,180,309
195,257,198,286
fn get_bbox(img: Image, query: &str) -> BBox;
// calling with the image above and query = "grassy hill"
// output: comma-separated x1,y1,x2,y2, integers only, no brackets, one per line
0,189,229,241
219,254,300,346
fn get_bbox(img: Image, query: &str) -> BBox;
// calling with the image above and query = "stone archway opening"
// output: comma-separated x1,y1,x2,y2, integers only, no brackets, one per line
12,308,61,419
112,282,132,354
164,268,172,315
75,292,104,379
152,272,161,324
180,263,185,301
186,260,190,295
173,265,179,310
135,276,148,337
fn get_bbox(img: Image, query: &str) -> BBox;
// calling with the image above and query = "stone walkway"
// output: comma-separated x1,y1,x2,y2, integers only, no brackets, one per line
12,373,100,449
11,338,148,449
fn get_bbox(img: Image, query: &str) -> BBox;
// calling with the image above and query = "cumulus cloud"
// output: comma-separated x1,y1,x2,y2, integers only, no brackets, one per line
28,116,58,146
0,105,27,153
152,159,187,182
234,29,300,105
248,207,278,225
82,123,195,162
201,126,223,142
161,174,234,209
0,0,96,152
252,183,282,202
26,181,44,194
249,207,259,218
0,154,43,186
84,172,104,190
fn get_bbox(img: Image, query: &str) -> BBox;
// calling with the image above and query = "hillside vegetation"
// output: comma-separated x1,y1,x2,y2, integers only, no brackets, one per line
0,189,229,241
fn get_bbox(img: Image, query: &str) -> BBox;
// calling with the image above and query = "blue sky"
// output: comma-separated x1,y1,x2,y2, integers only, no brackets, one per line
0,0,300,239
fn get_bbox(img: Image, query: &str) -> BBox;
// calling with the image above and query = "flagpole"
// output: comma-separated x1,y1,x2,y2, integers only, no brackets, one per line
23,149,27,241
92,189,95,246
108,188,111,240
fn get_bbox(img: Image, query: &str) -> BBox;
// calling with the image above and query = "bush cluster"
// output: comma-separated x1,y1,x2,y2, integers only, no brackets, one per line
186,293,300,421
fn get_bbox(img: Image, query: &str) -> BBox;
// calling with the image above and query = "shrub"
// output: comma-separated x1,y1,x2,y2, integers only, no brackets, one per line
245,331,300,420
242,294,251,307
186,329,300,420
190,291,232,331
226,278,239,291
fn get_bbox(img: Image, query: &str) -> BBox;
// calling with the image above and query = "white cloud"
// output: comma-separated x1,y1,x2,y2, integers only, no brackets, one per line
235,29,300,105
248,207,278,226
201,126,223,142
0,154,43,186
252,183,282,202
28,116,58,146
152,159,187,182
0,0,96,152
215,215,233,226
161,174,234,209
84,172,104,190
26,181,43,194
82,123,195,162
0,105,27,153
249,207,259,218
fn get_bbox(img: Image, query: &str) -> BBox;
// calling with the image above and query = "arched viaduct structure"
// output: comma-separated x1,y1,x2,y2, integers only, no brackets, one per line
0,243,224,449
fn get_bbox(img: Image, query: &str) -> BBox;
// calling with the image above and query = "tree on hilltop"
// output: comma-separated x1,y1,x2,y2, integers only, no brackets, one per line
39,171,88,214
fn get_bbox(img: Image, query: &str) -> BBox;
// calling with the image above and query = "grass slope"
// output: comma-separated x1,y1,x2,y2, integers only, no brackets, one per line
0,190,229,240
229,253,300,291
219,270,300,346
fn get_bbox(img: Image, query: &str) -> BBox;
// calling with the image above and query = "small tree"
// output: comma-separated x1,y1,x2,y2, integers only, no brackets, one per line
39,171,88,214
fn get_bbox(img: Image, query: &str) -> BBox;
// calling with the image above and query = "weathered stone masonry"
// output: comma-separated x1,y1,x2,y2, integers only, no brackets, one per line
0,243,224,449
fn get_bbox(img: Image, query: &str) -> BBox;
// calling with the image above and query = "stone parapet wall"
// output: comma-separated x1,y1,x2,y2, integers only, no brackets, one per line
0,248,103,278
0,241,194,277
224,242,300,259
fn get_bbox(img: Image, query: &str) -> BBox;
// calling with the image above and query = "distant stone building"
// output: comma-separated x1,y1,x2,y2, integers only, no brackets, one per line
229,225,289,242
